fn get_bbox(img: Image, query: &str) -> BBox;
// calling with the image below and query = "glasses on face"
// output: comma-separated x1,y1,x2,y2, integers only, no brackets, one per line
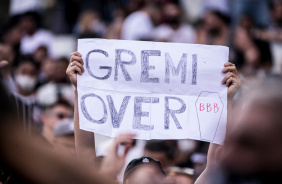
52,112,73,120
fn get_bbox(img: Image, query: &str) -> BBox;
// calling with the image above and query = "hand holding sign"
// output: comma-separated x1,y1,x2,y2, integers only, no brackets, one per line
74,39,238,144
66,52,84,87
221,62,241,101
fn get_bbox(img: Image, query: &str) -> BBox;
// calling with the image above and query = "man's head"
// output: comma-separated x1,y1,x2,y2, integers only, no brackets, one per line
123,156,166,184
1,18,23,46
41,99,73,137
222,78,282,175
19,11,40,35
52,57,69,83
162,2,182,28
204,10,230,36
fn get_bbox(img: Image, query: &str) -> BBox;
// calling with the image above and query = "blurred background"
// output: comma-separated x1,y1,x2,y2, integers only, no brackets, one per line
0,0,282,183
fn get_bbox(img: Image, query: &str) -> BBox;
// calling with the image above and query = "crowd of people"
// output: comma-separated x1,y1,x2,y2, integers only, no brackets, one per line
0,0,282,183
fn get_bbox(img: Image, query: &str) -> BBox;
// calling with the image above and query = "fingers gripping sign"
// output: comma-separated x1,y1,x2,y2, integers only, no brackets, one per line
222,62,241,101
66,52,85,87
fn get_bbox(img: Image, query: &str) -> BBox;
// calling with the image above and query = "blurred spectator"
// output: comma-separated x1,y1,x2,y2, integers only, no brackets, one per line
41,99,74,154
36,83,74,108
233,14,273,75
152,2,195,43
197,10,231,46
19,11,54,57
74,10,106,38
38,57,56,85
104,7,127,39
13,56,38,99
53,119,75,154
203,0,230,16
253,0,282,74
12,56,41,131
121,1,161,40
36,57,74,107
33,45,48,64
256,0,282,42
0,43,16,92
1,18,23,48
52,57,70,84
175,139,197,168
231,0,270,28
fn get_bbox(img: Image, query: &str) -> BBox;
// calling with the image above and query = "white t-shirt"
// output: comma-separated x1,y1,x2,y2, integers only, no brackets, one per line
152,24,196,43
121,11,154,40
10,0,42,15
20,29,54,57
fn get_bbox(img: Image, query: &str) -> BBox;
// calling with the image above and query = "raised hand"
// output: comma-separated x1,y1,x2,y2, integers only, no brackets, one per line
100,133,136,179
66,52,84,87
222,62,241,101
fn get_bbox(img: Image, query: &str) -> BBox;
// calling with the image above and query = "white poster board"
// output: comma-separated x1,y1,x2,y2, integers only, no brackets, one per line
77,39,228,144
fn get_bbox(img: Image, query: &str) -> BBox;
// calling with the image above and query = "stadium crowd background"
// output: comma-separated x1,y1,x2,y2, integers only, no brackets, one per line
0,0,282,183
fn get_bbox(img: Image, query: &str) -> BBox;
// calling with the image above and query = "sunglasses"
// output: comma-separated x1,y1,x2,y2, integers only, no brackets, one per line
53,112,73,120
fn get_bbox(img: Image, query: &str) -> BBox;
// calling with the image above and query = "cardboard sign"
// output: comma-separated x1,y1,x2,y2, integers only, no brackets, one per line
77,39,228,144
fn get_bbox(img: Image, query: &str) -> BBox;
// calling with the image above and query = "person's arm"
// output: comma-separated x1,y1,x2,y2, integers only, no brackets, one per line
66,52,96,165
100,133,135,180
195,62,241,184
256,29,282,43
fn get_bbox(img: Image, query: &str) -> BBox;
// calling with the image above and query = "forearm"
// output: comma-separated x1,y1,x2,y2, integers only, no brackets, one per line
74,88,96,164
195,98,234,184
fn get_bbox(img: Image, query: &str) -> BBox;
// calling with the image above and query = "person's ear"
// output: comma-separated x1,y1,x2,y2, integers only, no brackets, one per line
41,113,50,126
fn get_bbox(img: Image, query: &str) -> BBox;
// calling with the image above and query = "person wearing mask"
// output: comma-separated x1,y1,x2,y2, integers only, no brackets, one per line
12,56,40,131
41,99,75,155
14,57,38,99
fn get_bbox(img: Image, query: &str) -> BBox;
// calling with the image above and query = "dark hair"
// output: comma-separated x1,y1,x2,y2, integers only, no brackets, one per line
20,11,41,28
210,10,231,25
145,140,175,160
56,57,69,65
16,55,40,71
43,98,72,112
0,16,20,39
123,156,166,182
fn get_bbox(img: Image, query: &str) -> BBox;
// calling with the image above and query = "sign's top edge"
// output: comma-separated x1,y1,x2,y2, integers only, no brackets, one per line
77,38,229,50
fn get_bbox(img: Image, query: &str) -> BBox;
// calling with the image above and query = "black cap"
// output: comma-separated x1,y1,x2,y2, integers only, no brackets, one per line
123,156,166,181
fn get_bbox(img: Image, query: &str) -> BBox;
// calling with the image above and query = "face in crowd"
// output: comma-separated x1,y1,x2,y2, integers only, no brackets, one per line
41,100,75,154
222,81,282,175
14,60,38,95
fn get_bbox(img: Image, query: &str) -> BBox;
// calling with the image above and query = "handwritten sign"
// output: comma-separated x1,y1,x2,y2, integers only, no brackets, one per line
77,39,228,144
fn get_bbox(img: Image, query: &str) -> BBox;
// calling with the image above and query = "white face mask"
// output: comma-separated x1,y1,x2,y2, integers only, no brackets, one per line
15,75,37,92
